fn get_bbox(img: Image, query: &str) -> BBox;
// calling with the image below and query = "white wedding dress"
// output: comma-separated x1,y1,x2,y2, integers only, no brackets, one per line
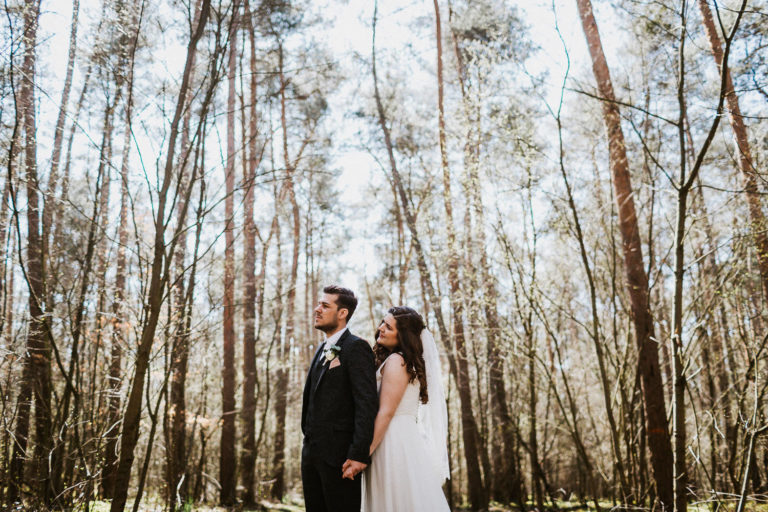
362,354,451,512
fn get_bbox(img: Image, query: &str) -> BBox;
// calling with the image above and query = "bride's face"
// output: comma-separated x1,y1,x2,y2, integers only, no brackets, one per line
377,314,399,350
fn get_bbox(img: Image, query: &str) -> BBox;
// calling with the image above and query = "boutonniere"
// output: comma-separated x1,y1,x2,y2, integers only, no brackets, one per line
324,344,341,364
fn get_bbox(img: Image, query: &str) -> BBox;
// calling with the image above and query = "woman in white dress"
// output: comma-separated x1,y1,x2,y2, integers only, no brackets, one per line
361,306,450,512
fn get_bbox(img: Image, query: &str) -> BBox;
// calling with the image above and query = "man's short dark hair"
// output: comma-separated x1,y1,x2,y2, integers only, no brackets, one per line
323,285,357,322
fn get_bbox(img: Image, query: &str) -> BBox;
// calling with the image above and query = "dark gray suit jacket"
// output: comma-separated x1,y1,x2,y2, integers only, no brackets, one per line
301,329,377,466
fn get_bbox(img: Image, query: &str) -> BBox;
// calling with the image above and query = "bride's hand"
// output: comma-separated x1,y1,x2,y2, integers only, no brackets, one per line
342,459,367,479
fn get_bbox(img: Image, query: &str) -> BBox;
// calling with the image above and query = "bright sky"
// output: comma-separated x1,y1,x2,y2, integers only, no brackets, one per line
33,0,602,304
319,0,593,292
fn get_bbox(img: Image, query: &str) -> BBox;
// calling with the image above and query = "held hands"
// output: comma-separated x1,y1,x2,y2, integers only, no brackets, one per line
341,459,367,480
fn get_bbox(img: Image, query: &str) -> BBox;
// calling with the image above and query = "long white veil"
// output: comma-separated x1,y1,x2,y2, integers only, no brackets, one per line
417,328,450,482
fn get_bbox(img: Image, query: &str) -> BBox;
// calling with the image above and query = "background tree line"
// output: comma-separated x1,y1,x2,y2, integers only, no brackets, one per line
0,0,767,511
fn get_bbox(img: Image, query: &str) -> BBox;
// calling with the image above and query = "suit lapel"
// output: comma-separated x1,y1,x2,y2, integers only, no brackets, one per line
311,329,351,398
307,342,325,379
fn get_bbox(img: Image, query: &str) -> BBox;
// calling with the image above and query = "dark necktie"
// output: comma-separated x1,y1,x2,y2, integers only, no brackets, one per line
310,343,326,381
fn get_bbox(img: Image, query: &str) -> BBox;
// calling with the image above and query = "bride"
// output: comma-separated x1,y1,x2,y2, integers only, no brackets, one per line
355,306,450,511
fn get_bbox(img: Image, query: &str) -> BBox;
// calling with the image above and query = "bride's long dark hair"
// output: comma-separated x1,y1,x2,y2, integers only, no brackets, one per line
373,306,429,404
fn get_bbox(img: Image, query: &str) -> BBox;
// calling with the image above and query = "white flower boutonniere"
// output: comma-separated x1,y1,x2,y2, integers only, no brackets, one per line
324,344,341,364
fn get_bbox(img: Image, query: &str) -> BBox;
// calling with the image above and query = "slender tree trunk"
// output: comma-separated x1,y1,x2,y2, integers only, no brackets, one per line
166,118,192,509
527,324,545,512
51,95,115,502
220,1,240,505
698,0,768,303
374,3,491,508
101,2,142,499
671,7,689,510
0,112,15,349
102,139,129,499
432,3,488,507
736,426,768,512
10,0,52,503
109,3,212,509
556,111,630,502
0,242,14,505
2,237,13,345
271,39,299,501
51,64,91,270
43,0,79,267
446,11,522,504
132,352,171,512
101,59,137,501
696,186,735,495
670,3,747,507
265,175,285,494
163,3,199,509
240,1,260,502
575,0,674,506
167,95,194,512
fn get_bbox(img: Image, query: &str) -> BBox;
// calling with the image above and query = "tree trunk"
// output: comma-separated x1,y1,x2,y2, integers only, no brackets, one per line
374,3,492,508
240,1,260,502
671,9,689,509
109,2,212,509
10,0,52,503
220,1,240,505
164,3,200,509
574,0,674,507
51,64,91,268
271,39,299,501
42,0,79,270
101,2,142,499
432,2,487,507
447,9,522,504
697,0,768,304
51,93,116,503
527,323,544,512
673,2,748,507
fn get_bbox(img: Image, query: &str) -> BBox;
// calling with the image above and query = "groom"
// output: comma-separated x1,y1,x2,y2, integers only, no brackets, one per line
301,285,377,512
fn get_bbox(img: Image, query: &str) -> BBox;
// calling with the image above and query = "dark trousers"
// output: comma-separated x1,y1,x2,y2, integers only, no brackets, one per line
301,442,361,512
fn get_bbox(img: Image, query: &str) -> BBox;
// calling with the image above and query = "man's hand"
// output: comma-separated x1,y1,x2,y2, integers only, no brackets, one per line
341,459,367,480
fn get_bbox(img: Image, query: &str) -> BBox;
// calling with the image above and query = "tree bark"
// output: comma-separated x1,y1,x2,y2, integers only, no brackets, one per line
271,38,299,501
10,0,52,503
220,1,240,505
240,0,261,502
574,0,674,507
671,7,689,510
164,2,200,508
0,160,12,339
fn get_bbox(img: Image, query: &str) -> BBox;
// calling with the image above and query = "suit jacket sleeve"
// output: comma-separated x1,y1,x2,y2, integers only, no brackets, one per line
345,338,377,464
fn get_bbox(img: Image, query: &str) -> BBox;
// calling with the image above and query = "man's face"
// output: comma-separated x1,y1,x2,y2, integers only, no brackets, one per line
313,293,347,333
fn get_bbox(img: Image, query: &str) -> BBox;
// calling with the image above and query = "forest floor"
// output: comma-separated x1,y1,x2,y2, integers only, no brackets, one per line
83,498,768,512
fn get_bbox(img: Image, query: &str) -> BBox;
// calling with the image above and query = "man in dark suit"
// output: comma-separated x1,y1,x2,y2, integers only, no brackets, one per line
301,285,377,512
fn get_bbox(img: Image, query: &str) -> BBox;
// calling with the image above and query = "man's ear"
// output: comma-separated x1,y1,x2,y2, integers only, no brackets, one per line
338,308,349,322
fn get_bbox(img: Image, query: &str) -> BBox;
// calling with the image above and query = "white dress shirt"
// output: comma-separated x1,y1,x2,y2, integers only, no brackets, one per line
320,326,348,351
